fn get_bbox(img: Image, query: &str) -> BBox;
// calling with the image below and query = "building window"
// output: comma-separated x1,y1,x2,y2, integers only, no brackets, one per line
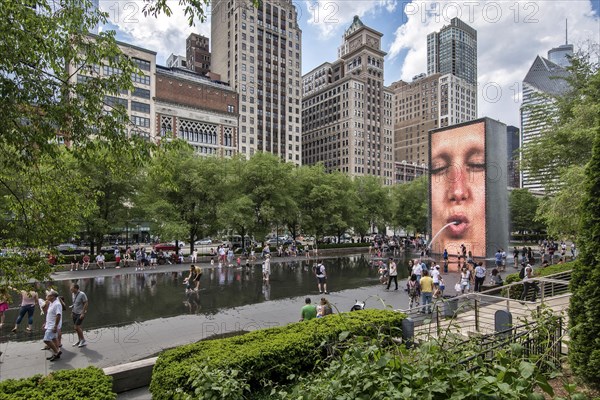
131,73,150,85
132,87,150,99
132,115,150,128
132,58,151,71
227,105,235,113
131,101,150,114
104,95,128,108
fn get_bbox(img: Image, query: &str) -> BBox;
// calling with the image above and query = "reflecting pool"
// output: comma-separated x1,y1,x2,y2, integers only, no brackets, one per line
2,254,412,342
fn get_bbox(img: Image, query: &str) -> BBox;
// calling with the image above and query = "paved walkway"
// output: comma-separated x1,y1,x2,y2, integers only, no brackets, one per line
2,253,462,383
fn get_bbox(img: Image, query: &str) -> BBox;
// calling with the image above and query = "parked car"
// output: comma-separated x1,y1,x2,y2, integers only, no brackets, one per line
153,243,180,252
195,238,213,245
167,241,186,248
56,243,78,253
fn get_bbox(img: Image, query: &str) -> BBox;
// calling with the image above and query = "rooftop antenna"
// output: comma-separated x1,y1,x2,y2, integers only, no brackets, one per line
565,19,568,45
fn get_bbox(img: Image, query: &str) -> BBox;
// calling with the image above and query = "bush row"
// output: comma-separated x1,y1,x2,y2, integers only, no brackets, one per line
150,309,405,399
0,367,115,400
503,261,575,299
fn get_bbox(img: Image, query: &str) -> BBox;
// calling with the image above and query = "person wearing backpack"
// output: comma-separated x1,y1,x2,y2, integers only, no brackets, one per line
314,262,328,294
406,274,420,308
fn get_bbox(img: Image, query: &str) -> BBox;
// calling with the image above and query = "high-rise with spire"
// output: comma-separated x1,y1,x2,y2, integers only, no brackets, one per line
301,16,394,185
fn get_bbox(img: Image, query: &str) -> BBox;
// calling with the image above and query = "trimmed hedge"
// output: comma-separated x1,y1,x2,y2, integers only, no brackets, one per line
150,309,405,399
503,261,575,299
0,366,115,400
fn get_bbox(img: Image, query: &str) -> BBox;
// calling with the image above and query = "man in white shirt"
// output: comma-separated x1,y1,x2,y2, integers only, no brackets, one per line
43,290,62,362
95,253,105,269
431,264,441,293
412,260,422,283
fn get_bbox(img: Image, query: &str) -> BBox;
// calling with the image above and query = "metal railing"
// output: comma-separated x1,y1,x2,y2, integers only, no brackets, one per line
456,317,564,372
400,270,572,339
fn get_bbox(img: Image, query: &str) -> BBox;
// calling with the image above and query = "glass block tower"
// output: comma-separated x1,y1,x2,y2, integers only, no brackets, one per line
427,17,477,85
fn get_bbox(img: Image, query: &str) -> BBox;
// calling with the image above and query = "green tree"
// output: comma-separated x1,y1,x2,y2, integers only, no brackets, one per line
75,142,147,255
233,153,294,241
391,176,428,236
0,149,92,285
141,140,225,252
520,52,599,239
509,189,543,234
326,172,359,240
353,176,390,240
568,105,600,389
0,0,151,286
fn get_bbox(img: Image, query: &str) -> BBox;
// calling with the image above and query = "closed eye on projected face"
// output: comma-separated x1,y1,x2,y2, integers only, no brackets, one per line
430,147,485,178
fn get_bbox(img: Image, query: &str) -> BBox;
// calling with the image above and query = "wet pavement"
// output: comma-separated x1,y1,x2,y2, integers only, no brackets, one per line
0,252,466,383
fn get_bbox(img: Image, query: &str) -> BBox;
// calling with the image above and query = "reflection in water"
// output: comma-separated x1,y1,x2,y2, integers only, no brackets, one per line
1,254,411,342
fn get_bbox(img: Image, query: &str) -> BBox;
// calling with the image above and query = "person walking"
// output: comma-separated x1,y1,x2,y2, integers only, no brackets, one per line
300,298,317,321
406,274,421,309
459,266,471,294
314,262,328,294
520,263,538,302
0,288,10,328
70,284,88,348
420,270,434,314
386,258,398,291
262,254,271,283
474,262,486,292
42,290,62,361
12,286,38,333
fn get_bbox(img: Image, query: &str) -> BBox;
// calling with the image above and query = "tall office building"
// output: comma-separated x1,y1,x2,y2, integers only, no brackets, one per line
391,18,477,169
520,55,570,192
211,0,303,164
302,16,394,185
427,17,477,85
391,72,477,166
70,39,156,140
506,125,520,188
186,33,211,76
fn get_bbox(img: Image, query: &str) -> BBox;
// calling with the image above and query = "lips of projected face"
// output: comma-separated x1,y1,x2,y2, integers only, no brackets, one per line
446,216,469,237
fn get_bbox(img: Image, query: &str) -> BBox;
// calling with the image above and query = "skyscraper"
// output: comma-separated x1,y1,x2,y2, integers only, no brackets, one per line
427,17,477,85
211,0,303,164
302,16,394,185
392,18,477,168
520,55,570,192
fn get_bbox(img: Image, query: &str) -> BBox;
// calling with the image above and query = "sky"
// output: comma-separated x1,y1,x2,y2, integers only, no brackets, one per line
101,0,600,127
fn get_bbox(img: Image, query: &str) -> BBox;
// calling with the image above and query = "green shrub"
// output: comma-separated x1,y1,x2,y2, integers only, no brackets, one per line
150,309,405,399
267,329,570,400
0,366,115,400
570,127,600,389
503,261,575,300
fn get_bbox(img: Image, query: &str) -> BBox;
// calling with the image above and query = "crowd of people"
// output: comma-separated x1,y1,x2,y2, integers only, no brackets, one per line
0,283,89,362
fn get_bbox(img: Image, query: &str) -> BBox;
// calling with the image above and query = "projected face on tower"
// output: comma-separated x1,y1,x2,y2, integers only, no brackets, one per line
430,122,486,258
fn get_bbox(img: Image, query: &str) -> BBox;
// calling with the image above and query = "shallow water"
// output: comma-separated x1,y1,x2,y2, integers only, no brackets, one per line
2,254,412,342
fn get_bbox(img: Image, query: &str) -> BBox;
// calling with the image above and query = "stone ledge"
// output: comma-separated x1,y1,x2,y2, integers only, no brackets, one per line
103,357,158,394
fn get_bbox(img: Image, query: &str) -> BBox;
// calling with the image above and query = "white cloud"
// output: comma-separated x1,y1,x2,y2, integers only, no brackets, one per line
99,0,211,65
302,0,399,39
387,0,599,126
